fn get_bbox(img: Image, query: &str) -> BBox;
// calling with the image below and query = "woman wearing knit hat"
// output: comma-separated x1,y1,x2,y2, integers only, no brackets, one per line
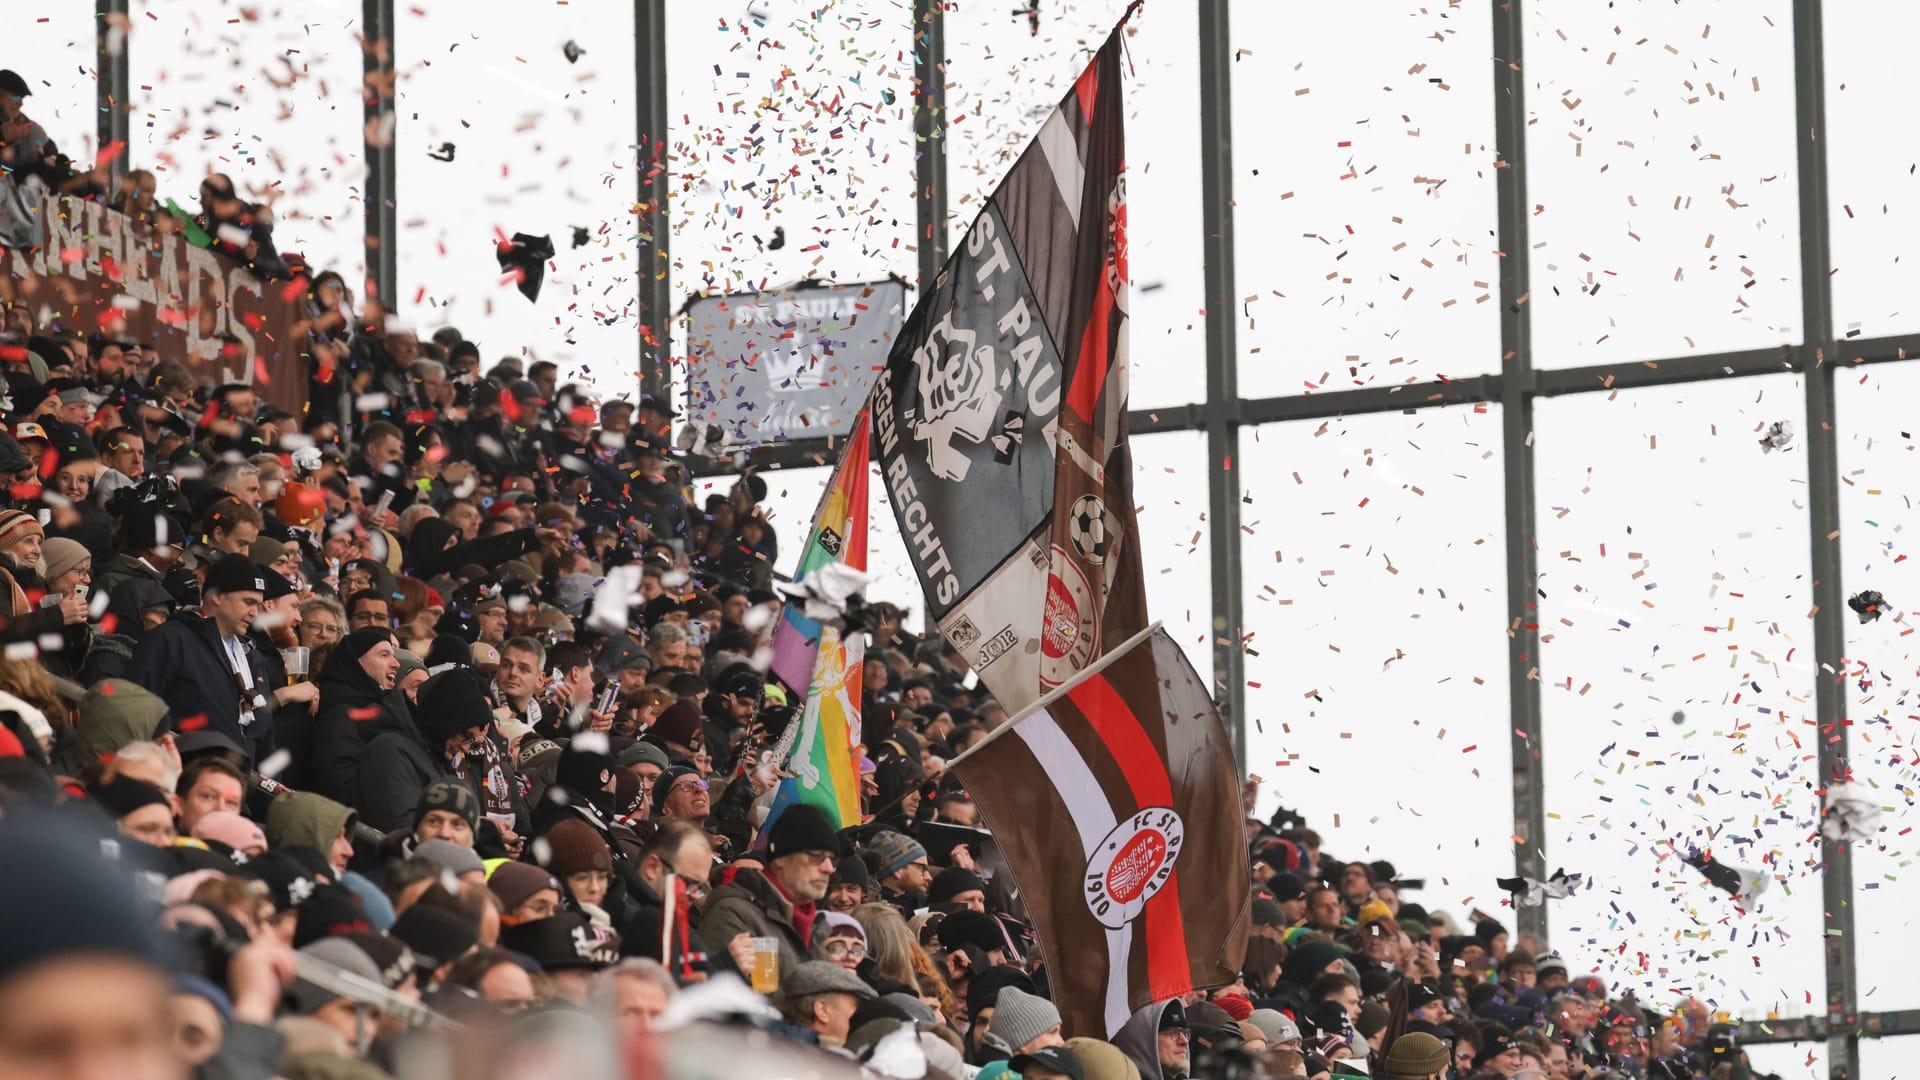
543,818,614,929
0,507,86,655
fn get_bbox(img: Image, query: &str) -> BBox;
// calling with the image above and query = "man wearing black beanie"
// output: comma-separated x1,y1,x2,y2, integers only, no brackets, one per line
701,805,839,982
928,865,988,913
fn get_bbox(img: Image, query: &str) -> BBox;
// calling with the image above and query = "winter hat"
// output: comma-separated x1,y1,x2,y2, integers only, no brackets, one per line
766,804,838,860
618,740,671,771
1384,1032,1451,1075
292,884,372,946
831,851,872,890
1247,1008,1301,1045
414,668,492,745
193,810,266,853
0,509,43,554
966,966,1034,1021
988,985,1062,1053
540,819,612,877
650,699,703,747
415,780,480,833
939,910,1009,957
1251,898,1287,928
413,838,485,879
0,810,172,982
814,910,868,949
649,765,701,814
389,904,479,969
1214,993,1254,1021
1357,1001,1391,1041
488,860,560,913
89,775,170,821
287,939,380,1014
40,537,89,584
1265,871,1307,903
928,866,988,905
500,912,620,971
553,573,597,617
202,554,268,597
865,829,926,878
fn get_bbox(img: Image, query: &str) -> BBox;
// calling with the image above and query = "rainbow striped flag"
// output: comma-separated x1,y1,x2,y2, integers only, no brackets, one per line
775,621,866,828
768,414,870,694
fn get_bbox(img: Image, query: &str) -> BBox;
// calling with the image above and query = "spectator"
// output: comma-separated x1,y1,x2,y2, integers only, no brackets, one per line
129,555,304,764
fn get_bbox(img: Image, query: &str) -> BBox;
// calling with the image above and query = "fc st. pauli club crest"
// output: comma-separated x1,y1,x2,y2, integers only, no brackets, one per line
1083,807,1184,930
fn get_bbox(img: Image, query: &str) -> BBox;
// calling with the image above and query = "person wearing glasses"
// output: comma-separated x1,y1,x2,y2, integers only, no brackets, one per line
699,804,840,985
623,820,717,982
810,912,868,973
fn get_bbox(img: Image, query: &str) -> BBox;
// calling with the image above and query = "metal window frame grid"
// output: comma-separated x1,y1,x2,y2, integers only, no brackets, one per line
82,0,1892,1072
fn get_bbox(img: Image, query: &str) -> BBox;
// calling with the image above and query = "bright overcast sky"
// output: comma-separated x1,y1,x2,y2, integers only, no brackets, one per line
10,1,1920,1069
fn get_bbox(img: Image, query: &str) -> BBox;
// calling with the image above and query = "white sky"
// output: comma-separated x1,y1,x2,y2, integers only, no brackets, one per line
11,1,1920,1068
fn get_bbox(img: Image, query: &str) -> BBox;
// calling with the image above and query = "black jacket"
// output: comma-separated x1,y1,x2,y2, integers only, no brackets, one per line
310,638,395,805
355,706,453,833
127,610,276,764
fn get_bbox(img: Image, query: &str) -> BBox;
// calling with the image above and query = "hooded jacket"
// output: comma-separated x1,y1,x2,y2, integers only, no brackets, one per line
353,694,456,833
126,609,276,764
1115,1001,1183,1080
68,677,171,773
265,790,356,854
311,629,397,805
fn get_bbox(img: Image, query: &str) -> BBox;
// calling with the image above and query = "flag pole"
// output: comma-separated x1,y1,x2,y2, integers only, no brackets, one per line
944,619,1163,772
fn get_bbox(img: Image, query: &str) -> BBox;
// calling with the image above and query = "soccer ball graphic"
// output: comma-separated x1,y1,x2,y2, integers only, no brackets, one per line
1067,494,1110,564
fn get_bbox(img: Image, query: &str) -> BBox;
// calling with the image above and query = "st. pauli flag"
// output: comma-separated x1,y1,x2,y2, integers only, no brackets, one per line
947,623,1249,1038
871,13,1146,715
769,413,871,694
770,621,865,829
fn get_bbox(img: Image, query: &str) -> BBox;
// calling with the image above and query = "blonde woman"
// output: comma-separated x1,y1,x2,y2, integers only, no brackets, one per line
853,901,958,1024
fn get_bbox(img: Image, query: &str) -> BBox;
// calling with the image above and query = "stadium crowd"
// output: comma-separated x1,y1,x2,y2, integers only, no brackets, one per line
0,64,1775,1080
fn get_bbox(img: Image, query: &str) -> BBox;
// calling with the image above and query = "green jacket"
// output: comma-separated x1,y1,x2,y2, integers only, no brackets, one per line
265,790,356,855
699,866,808,979
71,677,170,771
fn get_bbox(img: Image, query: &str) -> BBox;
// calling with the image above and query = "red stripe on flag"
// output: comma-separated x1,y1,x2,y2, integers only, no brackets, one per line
1067,279,1116,420
1075,59,1100,127
1066,674,1193,1002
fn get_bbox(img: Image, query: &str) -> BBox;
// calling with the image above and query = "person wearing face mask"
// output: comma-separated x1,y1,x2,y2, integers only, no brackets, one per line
309,627,401,805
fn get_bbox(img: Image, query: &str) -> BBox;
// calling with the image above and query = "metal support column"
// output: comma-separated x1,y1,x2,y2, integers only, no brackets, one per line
1196,0,1245,768
912,0,948,290
95,0,130,188
635,0,672,405
1490,0,1548,946
360,0,397,310
1791,2,1857,1076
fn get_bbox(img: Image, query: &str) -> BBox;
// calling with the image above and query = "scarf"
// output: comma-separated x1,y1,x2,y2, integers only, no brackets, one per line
451,734,516,823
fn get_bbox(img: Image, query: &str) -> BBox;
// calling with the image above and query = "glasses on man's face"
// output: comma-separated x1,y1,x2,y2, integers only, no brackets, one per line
672,778,708,796
671,870,710,901
821,941,867,961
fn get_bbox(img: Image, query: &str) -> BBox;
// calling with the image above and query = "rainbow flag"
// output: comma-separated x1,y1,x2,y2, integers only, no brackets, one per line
768,414,870,694
775,621,866,828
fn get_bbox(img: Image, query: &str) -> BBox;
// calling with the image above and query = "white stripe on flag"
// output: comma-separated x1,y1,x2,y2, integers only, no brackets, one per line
1014,708,1133,1036
1037,108,1086,231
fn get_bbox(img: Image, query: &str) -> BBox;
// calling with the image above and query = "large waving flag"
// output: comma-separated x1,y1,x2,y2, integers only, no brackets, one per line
948,624,1249,1037
775,621,866,828
768,414,871,694
870,20,1145,715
